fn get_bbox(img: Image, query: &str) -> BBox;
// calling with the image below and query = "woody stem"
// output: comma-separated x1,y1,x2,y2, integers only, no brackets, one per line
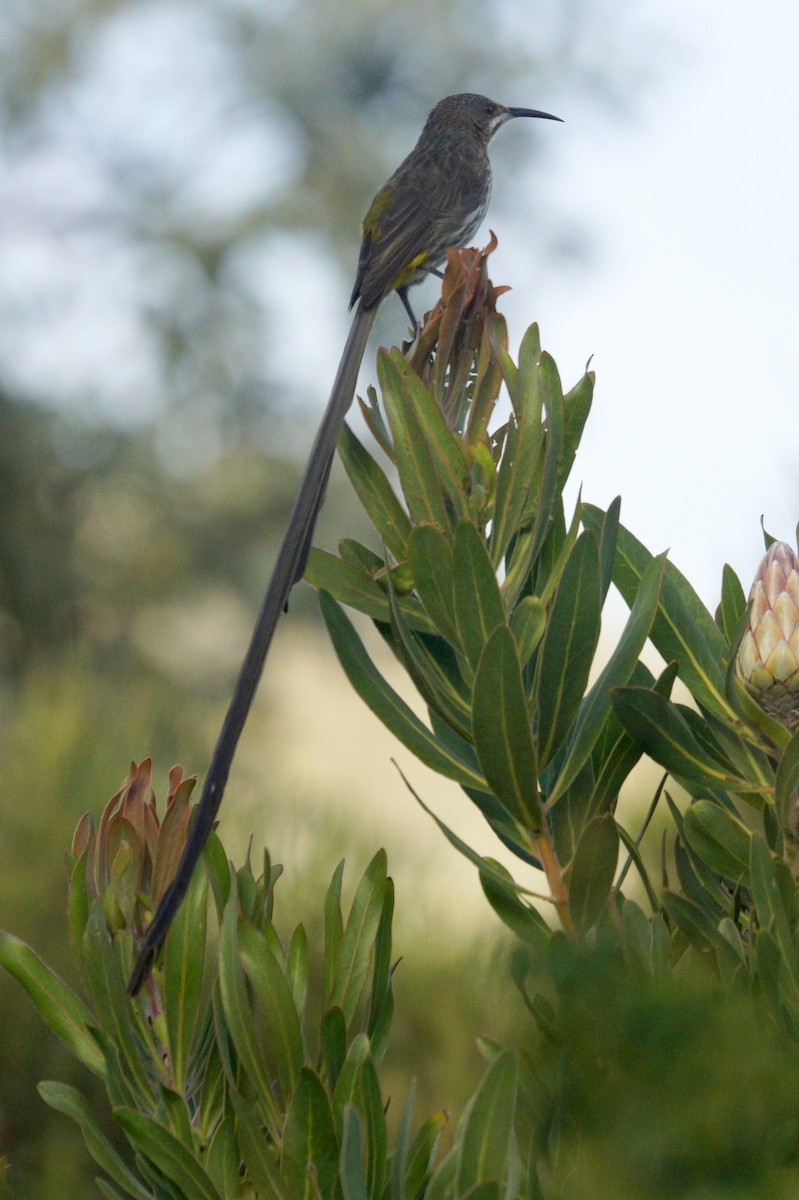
534,822,574,938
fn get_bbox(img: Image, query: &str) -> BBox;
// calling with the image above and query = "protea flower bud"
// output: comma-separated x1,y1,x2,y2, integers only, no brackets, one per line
68,759,196,942
736,540,799,730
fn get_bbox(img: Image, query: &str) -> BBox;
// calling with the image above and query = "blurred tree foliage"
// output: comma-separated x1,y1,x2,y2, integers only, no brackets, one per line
0,0,649,1194
0,0,644,436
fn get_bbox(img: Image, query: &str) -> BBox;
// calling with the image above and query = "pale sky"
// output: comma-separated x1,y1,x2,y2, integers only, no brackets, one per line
527,1,798,608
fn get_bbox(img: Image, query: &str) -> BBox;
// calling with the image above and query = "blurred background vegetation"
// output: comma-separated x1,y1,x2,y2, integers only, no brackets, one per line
0,1,656,1195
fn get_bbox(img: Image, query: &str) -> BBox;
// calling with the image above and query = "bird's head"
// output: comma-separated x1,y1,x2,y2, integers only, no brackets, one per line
424,93,562,145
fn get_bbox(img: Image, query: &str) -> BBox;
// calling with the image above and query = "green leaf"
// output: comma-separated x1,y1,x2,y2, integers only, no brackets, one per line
306,550,434,633
229,1088,288,1199
682,800,752,880
358,385,394,461
590,661,669,817
404,1111,447,1200
460,1184,500,1200
509,595,546,667
517,320,542,386
332,1035,370,1130
320,592,489,790
378,351,453,530
113,1109,222,1200
583,506,732,720
549,551,665,806
535,531,602,770
548,758,597,866
660,892,720,953
330,851,387,1026
359,1056,388,1200
616,821,661,916
749,835,791,948
341,1105,369,1200
159,1086,193,1150
368,982,393,1076
487,315,518,404
591,710,644,815
719,563,747,644
384,571,472,740
93,1030,139,1112
217,900,281,1138
204,1114,240,1200
67,838,92,971
455,1052,517,1192
391,353,471,515
567,816,619,934
80,909,154,1103
281,1067,339,1200
390,1079,415,1200
452,520,506,670
195,1056,226,1150
203,833,231,920
424,1147,457,1200
324,862,345,1004
672,817,730,918
38,1082,150,1200
490,401,542,567
339,538,385,575
407,524,460,647
472,625,541,831
338,423,411,560
96,1183,126,1200
620,900,669,978
501,355,565,605
466,316,506,444
726,671,792,753
598,495,621,603
526,353,565,551
367,878,394,1059
162,858,208,1094
755,927,782,1016
775,729,799,828
238,920,305,1097
536,502,584,620
561,370,594,489
321,1006,347,1090
0,932,105,1077
479,863,549,947
697,706,774,801
611,686,752,791
288,922,310,1017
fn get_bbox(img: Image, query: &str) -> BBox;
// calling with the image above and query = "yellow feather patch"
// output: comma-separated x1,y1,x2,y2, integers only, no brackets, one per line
361,186,395,234
390,252,431,290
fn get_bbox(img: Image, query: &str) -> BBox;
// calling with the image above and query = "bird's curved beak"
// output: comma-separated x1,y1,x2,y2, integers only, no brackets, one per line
507,107,563,123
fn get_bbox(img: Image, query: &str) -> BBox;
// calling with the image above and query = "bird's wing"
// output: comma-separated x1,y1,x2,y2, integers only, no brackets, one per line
352,140,486,309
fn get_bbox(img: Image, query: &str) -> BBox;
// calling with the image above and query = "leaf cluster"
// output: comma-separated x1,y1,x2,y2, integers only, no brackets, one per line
0,779,534,1200
309,247,799,1035
5,253,799,1198
3,784,391,1200
308,251,666,938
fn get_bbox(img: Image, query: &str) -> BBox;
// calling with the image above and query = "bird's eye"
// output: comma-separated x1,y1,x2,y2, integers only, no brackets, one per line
484,103,496,115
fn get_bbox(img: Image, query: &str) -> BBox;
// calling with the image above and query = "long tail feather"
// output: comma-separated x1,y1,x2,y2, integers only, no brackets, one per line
128,303,377,994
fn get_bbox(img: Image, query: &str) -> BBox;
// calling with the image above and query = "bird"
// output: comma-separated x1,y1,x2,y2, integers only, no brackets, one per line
128,93,562,995
350,93,561,326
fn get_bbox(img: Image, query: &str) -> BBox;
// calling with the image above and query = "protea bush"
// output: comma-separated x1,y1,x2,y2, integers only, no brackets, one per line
3,246,799,1198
